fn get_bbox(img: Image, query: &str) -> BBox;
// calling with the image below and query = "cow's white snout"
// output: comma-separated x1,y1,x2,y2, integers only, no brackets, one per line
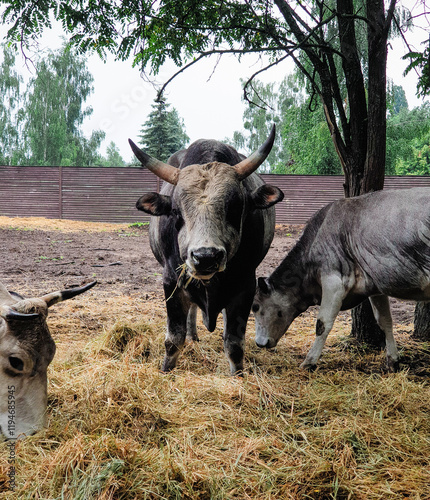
255,328,278,349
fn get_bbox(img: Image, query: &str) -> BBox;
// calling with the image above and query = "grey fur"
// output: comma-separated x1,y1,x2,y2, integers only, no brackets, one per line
253,188,430,371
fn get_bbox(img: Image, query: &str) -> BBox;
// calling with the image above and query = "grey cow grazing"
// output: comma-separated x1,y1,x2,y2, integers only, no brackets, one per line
0,281,96,439
129,126,284,375
252,188,430,371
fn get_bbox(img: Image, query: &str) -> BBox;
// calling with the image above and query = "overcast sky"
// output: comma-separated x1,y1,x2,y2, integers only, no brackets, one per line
80,32,428,162
2,2,429,162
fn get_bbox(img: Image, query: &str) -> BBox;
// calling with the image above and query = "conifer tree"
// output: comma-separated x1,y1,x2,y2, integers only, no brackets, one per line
138,99,189,162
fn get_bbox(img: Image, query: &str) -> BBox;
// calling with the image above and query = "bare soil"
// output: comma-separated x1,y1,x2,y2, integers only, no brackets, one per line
0,216,414,326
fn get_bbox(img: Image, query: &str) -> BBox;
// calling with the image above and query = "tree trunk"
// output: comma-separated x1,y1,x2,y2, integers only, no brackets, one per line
341,0,393,348
351,301,385,348
279,0,396,350
346,166,386,348
413,302,430,341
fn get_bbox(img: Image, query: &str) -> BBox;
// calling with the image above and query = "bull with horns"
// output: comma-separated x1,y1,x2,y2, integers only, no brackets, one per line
129,126,283,375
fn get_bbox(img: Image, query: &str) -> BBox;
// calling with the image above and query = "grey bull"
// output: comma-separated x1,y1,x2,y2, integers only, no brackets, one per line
129,126,284,374
252,188,430,371
0,281,96,439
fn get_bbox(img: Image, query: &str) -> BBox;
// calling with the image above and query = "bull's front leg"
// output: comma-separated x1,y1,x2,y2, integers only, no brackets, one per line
186,303,199,342
162,284,190,372
222,286,255,376
301,275,345,370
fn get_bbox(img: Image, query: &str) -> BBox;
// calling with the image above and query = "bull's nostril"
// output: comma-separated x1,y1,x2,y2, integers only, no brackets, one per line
216,250,225,262
191,251,200,265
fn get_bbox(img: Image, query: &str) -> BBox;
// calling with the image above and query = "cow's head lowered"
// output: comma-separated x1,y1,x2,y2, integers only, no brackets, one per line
130,126,283,280
0,281,96,439
253,276,306,349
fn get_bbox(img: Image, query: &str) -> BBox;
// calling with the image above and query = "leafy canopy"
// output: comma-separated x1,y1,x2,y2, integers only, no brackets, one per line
1,0,284,75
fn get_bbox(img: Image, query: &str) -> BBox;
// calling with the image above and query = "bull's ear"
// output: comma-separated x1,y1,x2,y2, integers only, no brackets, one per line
257,277,273,296
136,192,172,216
250,185,284,209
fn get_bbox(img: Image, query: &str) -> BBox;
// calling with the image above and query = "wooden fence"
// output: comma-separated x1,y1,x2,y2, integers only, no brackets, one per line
1,165,429,224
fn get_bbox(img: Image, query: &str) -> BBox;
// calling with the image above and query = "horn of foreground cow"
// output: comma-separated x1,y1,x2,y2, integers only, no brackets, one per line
41,281,97,307
234,124,276,180
128,124,276,183
0,306,40,321
128,139,180,185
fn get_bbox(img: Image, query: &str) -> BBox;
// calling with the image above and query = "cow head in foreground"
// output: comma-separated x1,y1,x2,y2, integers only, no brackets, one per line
130,126,283,281
0,281,96,439
129,127,284,375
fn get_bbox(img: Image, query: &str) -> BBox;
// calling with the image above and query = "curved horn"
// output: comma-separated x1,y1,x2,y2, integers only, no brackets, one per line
0,306,39,321
234,124,276,180
41,281,97,308
128,139,180,185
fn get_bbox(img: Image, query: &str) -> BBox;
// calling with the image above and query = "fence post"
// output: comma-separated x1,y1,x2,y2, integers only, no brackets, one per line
59,166,63,219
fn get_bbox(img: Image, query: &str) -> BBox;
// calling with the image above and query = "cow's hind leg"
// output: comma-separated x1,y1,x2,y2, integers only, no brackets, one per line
369,295,399,372
301,275,345,370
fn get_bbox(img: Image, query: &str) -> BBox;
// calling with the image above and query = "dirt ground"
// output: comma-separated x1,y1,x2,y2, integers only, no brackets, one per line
0,215,414,327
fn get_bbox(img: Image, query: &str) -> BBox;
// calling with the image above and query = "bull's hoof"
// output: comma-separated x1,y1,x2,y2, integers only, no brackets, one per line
161,358,178,373
299,361,317,372
386,358,400,373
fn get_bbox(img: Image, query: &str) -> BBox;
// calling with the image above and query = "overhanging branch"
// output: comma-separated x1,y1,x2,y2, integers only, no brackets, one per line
155,47,287,100
242,54,290,108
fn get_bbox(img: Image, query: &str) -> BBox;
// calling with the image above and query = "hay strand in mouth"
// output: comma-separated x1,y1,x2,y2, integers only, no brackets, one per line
177,263,194,289
166,264,196,302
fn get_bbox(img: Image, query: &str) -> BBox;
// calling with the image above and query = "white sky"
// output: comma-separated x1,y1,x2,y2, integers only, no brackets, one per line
2,1,429,162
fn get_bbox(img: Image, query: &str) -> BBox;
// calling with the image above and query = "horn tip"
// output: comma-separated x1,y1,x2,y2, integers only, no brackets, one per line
128,138,138,151
265,124,276,150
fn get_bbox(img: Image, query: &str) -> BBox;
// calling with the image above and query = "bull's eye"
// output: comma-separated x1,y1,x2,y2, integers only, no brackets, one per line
172,208,184,231
225,196,243,230
175,216,184,231
277,310,283,318
9,356,24,372
252,303,260,313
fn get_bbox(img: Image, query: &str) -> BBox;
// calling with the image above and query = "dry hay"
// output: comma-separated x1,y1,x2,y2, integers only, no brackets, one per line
1,220,430,499
0,216,131,233
1,313,430,499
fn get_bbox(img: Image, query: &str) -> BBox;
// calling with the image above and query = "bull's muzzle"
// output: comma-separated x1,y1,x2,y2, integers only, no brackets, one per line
189,247,226,278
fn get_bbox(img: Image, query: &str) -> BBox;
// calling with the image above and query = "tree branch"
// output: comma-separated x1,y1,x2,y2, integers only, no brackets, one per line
242,54,290,108
155,47,287,99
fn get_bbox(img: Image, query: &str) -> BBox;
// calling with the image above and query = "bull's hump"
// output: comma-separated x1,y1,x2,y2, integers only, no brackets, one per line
181,140,243,167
